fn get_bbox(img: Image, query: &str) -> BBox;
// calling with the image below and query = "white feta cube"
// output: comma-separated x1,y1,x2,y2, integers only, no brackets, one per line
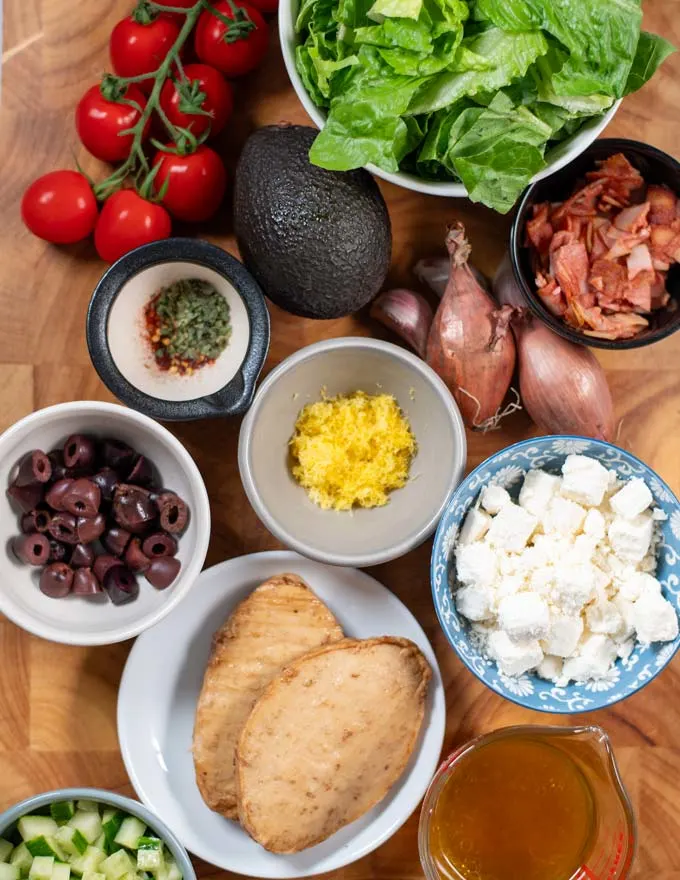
652,507,668,521
496,575,525,600
542,496,587,536
560,454,611,507
542,612,583,658
498,593,550,642
455,543,498,588
552,563,597,613
631,592,679,644
574,533,599,562
613,594,636,640
537,654,563,682
585,597,624,636
610,478,653,520
487,630,543,677
617,639,634,660
455,585,494,622
480,483,512,515
559,634,617,684
583,508,606,540
608,514,654,563
486,503,538,553
529,566,556,596
459,508,491,545
518,469,561,516
619,572,662,603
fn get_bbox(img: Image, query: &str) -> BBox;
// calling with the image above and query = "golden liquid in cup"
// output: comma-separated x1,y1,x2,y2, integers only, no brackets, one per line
429,735,596,880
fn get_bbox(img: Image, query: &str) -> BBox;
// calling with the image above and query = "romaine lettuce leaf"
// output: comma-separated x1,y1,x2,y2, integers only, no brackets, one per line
624,31,676,95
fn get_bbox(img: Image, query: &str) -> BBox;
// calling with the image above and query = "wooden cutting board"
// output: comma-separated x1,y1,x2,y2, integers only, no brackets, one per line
1,0,680,877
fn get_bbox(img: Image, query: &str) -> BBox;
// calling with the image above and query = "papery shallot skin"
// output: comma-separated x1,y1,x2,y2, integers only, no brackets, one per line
426,223,516,429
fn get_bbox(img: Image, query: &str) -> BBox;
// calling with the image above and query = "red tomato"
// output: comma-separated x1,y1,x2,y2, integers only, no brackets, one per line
109,16,180,93
158,0,196,22
76,84,150,163
194,1,268,77
152,145,227,222
22,171,98,245
159,64,233,138
95,191,172,262
247,0,279,16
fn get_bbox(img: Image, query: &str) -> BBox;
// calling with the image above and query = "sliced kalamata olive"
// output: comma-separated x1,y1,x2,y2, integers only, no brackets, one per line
47,450,67,481
45,478,73,511
7,482,44,513
157,492,189,534
142,532,178,558
145,556,181,590
48,539,71,563
77,513,106,544
62,479,101,517
124,538,151,573
12,533,51,565
91,468,119,501
93,553,122,584
72,567,103,596
71,543,95,568
103,565,139,605
47,512,79,544
63,434,96,470
103,527,131,557
102,439,135,471
20,508,51,534
40,563,74,598
14,450,52,486
126,455,154,486
112,484,157,533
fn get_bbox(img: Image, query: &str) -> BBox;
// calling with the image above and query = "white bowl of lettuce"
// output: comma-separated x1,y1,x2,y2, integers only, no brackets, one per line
280,0,674,213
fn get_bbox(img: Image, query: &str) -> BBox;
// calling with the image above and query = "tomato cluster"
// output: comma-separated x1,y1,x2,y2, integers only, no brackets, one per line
21,0,273,262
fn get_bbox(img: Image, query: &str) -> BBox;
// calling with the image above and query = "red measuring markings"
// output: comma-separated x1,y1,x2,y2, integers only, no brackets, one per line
579,828,631,880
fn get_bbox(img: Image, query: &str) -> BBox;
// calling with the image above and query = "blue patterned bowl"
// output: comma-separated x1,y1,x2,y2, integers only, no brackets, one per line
431,436,680,713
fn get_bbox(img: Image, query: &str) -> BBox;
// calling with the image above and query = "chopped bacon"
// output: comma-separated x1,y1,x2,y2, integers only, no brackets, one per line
552,181,603,223
551,241,590,305
614,202,650,233
525,202,553,257
626,244,654,279
586,153,644,203
647,185,677,225
537,277,567,317
651,272,671,309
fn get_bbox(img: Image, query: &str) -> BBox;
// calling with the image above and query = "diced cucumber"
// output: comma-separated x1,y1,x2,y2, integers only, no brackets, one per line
100,815,116,829
133,842,160,855
52,864,70,880
74,805,98,816
134,849,160,875
67,816,101,848
0,864,19,880
26,839,66,861
112,821,145,854
101,851,135,880
9,844,32,877
0,841,13,864
93,839,105,856
81,873,105,880
50,804,75,826
100,817,124,858
29,857,54,880
164,863,180,880
18,820,58,844
69,849,105,878
54,829,87,858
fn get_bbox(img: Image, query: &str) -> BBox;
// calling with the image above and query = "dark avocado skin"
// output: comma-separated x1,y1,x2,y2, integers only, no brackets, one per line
233,125,392,320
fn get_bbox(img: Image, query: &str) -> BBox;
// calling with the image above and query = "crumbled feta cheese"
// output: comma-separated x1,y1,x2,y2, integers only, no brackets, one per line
487,631,543,677
542,496,587,536
455,543,498,588
486,503,538,553
652,507,668,521
537,654,563,682
574,533,599,562
559,634,618,684
610,477,653,520
459,507,491,544
613,594,637,640
631,592,679,644
542,613,583,658
585,596,624,636
498,593,550,642
496,575,524,600
518,469,561,516
617,639,634,660
619,572,661,602
583,508,606,540
455,585,494,622
608,514,653,563
561,454,611,507
480,483,512,515
553,563,596,614
529,567,556,596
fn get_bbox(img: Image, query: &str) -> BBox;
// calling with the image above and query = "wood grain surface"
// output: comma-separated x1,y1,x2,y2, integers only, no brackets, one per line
1,1,680,878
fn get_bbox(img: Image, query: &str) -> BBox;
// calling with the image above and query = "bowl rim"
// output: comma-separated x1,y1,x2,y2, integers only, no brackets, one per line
430,433,680,713
509,137,680,350
238,336,467,568
0,400,211,646
0,787,196,880
278,0,621,197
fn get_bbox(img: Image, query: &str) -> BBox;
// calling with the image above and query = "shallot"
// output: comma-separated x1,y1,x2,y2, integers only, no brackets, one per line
493,254,615,440
426,223,517,430
416,256,491,298
370,288,434,358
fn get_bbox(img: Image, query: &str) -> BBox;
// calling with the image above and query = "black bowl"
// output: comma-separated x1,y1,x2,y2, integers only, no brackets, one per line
87,238,270,421
509,138,680,350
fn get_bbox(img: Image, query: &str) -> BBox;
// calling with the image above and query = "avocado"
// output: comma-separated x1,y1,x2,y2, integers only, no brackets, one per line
233,125,392,320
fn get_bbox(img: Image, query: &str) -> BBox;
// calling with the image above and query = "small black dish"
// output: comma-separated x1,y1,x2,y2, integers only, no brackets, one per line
510,138,680,350
87,238,270,421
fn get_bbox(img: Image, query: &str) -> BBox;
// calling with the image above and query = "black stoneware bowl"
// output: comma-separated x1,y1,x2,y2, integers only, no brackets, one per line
87,238,270,421
509,138,680,350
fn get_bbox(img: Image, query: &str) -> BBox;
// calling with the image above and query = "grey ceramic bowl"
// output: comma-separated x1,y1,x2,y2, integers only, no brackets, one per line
0,788,195,880
238,338,467,567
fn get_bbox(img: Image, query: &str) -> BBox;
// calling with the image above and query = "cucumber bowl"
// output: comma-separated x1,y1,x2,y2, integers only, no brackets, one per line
0,789,195,880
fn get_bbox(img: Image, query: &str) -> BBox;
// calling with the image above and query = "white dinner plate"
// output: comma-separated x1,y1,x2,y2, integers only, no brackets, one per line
117,551,445,878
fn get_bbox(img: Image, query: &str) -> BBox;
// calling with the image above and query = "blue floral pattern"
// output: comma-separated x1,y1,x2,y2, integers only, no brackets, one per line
431,436,680,714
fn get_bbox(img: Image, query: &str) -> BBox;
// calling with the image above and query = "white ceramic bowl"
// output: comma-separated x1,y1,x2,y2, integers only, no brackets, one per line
278,3,621,198
238,338,467,567
0,401,210,645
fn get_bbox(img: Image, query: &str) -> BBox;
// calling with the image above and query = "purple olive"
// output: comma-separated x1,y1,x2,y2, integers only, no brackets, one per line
47,512,79,544
91,468,119,502
14,450,52,487
72,567,103,596
157,492,189,535
112,484,157,533
45,478,73,511
63,434,96,470
126,455,154,486
103,565,139,605
40,563,74,598
62,479,101,517
103,527,131,557
47,450,68,481
76,513,106,544
48,540,71,563
20,508,51,534
12,533,51,565
7,482,44,513
71,543,95,568
93,554,122,585
145,556,181,590
142,532,178,558
102,439,135,471
124,538,151,573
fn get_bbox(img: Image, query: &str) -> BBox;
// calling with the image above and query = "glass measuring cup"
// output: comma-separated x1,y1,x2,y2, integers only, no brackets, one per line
419,725,636,880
